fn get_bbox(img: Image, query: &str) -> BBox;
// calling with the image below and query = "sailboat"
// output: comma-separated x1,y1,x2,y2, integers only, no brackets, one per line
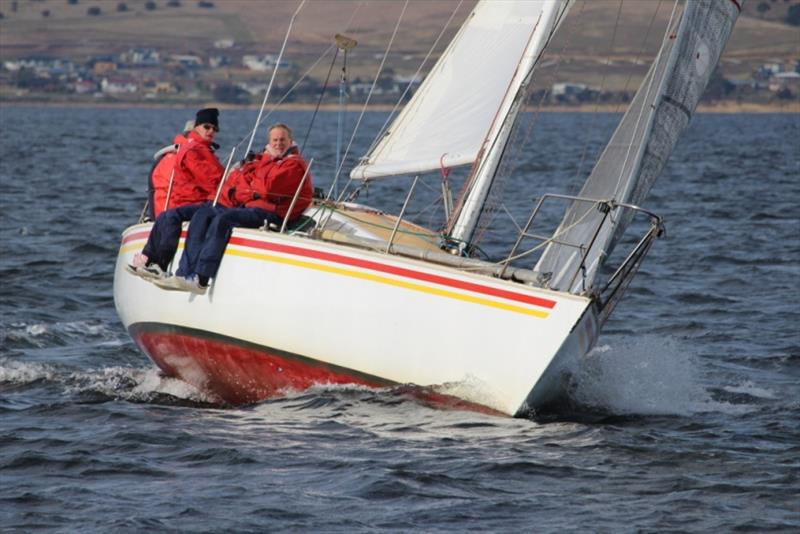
113,0,742,417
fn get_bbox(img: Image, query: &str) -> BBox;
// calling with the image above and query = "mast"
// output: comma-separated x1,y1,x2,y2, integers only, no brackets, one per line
447,0,571,251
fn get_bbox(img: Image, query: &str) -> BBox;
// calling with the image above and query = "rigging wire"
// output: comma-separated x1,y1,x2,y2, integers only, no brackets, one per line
612,0,681,199
500,1,671,271
486,0,627,266
575,0,663,180
301,2,365,163
211,0,307,206
471,0,587,247
445,3,573,241
243,0,307,157
241,44,336,152
300,48,340,153
466,1,580,249
611,0,665,115
327,0,410,203
362,0,465,159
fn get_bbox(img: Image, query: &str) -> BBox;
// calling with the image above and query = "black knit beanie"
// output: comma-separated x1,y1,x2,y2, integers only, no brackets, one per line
194,108,220,129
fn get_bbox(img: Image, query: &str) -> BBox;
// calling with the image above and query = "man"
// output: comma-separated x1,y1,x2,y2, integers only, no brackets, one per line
155,123,313,294
127,108,224,279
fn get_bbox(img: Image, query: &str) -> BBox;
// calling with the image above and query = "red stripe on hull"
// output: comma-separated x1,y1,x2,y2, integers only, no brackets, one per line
230,236,557,309
121,226,556,311
122,228,185,245
129,323,506,416
132,326,389,405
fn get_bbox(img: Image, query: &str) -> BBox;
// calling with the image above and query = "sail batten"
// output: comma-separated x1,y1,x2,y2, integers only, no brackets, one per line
351,1,564,181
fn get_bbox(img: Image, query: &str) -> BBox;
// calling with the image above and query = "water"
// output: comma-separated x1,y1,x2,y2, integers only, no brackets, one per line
1,107,798,532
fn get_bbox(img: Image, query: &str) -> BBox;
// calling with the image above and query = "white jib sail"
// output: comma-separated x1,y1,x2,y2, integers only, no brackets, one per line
534,0,742,294
350,0,565,181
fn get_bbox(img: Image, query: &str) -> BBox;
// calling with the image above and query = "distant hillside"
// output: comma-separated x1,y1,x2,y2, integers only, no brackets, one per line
1,0,798,88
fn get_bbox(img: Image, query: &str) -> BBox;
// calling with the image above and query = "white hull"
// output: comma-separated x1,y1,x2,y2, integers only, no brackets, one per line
114,221,599,417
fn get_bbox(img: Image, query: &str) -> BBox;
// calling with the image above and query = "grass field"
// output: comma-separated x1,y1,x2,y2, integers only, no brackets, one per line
1,0,797,88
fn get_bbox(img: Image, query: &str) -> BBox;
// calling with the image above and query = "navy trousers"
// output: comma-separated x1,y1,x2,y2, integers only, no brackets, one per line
142,202,207,271
176,204,281,281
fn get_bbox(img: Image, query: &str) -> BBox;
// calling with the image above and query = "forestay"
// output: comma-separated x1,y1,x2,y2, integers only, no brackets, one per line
350,1,560,181
534,0,742,294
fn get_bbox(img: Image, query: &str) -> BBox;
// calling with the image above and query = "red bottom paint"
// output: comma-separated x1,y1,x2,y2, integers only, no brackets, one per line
130,324,505,416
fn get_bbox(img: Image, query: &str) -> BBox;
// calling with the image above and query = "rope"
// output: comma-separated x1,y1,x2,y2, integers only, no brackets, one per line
612,0,681,199
327,0,410,202
301,2,365,156
573,0,662,182
211,0,307,207
243,0,307,157
500,197,604,265
244,44,336,147
474,2,584,247
300,47,340,153
361,0,465,159
463,2,574,247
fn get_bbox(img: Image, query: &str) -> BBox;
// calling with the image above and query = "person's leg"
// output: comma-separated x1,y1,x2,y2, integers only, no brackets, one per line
176,204,227,277
194,208,279,281
143,203,205,271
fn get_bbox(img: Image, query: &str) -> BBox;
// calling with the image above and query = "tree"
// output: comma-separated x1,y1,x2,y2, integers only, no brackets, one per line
787,4,800,25
756,2,771,17
198,1,215,8
145,1,157,10
41,10,50,17
703,68,735,101
87,6,101,16
117,3,128,12
212,84,249,104
15,68,50,90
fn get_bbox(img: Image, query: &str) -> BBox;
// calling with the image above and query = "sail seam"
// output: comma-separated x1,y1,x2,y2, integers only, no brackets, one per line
662,94,692,121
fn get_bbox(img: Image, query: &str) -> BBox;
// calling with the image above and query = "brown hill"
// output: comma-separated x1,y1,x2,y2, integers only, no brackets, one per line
1,0,797,88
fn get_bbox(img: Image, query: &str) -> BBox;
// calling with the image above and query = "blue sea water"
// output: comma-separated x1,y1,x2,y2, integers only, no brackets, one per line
1,106,798,532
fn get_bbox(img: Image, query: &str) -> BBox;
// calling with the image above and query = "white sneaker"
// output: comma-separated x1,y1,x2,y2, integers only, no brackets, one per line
180,276,209,295
153,275,207,295
152,275,185,291
125,262,166,280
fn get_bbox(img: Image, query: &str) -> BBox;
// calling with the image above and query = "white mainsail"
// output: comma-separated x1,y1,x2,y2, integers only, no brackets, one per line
350,0,569,181
534,0,742,294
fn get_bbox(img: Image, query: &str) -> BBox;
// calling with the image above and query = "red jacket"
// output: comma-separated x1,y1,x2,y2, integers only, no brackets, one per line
220,149,313,221
150,134,187,218
169,130,224,208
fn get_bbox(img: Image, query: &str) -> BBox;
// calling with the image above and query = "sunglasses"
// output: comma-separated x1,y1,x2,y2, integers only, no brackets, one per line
201,123,219,132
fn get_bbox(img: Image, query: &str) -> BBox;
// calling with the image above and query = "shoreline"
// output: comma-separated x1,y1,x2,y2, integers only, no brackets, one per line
0,99,800,114
1,99,797,114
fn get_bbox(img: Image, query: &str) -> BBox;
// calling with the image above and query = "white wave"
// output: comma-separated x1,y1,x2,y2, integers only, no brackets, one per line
570,335,753,416
2,320,123,348
722,381,776,399
130,367,212,401
0,358,56,384
65,365,214,403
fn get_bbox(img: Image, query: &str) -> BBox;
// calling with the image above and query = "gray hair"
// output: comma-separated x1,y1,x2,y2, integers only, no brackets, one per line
268,123,293,140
